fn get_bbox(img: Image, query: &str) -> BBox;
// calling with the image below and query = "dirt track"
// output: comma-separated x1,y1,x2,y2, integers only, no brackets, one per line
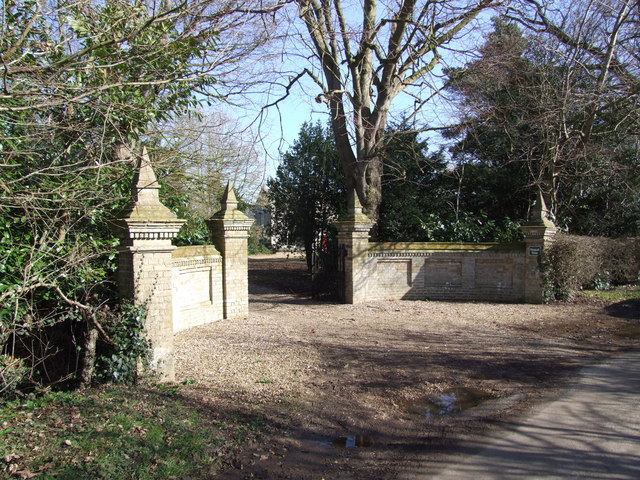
174,255,640,479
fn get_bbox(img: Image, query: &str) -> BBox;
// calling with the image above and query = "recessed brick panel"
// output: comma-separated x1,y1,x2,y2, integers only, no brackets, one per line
425,260,462,286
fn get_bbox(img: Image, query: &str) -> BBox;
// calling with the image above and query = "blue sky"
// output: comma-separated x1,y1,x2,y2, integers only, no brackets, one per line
252,78,460,183
223,5,497,184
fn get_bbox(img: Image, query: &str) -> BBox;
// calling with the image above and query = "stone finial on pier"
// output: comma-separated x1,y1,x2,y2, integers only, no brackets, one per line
206,182,253,318
341,188,374,224
520,188,558,303
208,182,254,222
528,189,555,228
118,147,185,230
521,189,557,243
113,148,185,381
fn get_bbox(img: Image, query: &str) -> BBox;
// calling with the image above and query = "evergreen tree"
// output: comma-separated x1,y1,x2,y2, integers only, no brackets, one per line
379,126,522,243
267,122,346,270
445,17,640,236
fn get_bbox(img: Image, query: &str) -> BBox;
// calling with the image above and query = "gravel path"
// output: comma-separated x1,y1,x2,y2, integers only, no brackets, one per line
173,257,639,479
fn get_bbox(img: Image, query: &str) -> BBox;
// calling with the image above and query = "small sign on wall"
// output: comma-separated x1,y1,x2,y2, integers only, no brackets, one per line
528,246,541,256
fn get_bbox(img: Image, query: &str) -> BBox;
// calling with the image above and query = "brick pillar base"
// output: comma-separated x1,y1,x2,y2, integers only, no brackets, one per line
113,148,184,381
334,190,374,304
521,190,557,304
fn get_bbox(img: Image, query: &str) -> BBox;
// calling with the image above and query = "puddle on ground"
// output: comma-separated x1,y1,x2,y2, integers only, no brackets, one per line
402,387,492,418
318,435,375,448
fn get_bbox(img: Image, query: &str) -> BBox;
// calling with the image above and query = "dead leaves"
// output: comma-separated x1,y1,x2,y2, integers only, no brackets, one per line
2,453,38,479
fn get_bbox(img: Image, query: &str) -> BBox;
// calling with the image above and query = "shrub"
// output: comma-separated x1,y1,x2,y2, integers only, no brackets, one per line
248,225,273,255
93,303,151,384
544,234,640,300
0,354,28,399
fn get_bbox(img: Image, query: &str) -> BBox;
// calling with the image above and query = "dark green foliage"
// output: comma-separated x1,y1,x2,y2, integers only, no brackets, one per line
378,125,523,242
562,148,640,237
173,217,211,247
93,303,151,385
267,122,346,269
378,128,449,241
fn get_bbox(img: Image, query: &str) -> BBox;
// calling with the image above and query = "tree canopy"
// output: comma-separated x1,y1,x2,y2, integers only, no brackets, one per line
445,15,640,236
271,0,500,224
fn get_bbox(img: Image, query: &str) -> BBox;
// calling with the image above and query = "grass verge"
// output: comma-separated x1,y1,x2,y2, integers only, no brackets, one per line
0,384,259,479
579,284,640,303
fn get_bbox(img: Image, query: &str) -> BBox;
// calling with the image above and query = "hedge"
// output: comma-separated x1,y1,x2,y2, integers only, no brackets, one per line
544,234,640,301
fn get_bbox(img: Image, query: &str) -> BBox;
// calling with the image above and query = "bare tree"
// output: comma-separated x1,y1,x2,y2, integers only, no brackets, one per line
265,0,501,223
501,0,639,219
508,0,638,108
150,110,266,218
445,2,639,233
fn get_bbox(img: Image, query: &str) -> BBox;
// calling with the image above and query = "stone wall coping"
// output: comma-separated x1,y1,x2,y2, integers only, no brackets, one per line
172,245,221,258
173,258,222,269
368,241,526,252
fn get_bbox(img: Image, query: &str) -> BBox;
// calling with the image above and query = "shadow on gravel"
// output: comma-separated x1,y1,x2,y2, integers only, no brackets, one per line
605,298,640,320
249,256,312,297
235,256,640,479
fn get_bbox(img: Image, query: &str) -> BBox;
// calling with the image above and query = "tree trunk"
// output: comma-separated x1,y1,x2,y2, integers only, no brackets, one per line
304,238,314,272
329,100,385,227
78,326,99,388
344,156,380,241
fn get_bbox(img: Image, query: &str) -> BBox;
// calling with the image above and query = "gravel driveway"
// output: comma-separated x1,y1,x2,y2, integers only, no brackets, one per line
174,256,639,479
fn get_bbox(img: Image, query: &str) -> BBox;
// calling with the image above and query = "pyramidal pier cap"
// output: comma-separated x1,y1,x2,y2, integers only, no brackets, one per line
121,147,181,223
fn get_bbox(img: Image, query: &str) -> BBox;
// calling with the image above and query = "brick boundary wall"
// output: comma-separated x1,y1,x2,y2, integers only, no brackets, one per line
113,152,556,378
171,245,224,333
365,242,528,302
113,150,252,381
336,190,557,305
